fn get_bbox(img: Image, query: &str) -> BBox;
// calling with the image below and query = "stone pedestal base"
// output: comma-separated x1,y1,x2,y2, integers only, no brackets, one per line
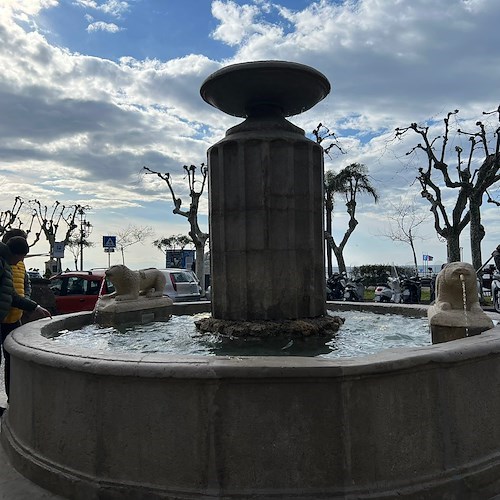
428,308,494,344
94,295,173,327
195,314,344,339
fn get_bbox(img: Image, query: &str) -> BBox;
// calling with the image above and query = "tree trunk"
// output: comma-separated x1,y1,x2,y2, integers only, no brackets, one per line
195,243,205,289
333,246,347,275
325,195,333,276
469,195,484,271
192,232,208,295
410,239,418,274
326,238,333,277
446,233,462,262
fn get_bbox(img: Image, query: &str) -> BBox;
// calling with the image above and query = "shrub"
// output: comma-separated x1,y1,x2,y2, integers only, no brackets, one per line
351,265,416,287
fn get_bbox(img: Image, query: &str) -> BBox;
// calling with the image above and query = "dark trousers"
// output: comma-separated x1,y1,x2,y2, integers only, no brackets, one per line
0,321,21,402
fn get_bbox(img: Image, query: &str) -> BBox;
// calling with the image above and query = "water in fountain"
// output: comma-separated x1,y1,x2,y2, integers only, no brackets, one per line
51,310,430,358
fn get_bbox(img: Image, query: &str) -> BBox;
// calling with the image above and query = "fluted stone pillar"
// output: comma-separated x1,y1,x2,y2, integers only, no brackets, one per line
209,114,325,320
201,61,331,324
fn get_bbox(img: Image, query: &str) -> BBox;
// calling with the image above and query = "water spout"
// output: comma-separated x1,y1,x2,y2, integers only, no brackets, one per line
459,273,469,336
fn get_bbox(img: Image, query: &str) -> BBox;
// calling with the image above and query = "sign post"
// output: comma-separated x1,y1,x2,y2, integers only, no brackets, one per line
53,242,65,259
103,236,117,268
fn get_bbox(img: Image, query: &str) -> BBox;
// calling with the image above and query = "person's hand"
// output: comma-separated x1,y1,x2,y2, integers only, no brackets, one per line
34,305,52,319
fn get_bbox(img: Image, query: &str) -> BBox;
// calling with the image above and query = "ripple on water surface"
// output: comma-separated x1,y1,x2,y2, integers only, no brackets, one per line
52,310,431,358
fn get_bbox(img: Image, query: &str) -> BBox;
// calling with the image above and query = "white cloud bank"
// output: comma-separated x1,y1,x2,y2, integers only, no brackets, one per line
0,0,498,270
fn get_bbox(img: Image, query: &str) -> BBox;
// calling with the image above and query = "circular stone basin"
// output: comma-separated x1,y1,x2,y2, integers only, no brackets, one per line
200,60,331,117
2,306,500,499
50,311,430,358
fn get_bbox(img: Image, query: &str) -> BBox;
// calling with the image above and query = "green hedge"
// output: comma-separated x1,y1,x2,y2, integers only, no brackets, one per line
351,265,416,287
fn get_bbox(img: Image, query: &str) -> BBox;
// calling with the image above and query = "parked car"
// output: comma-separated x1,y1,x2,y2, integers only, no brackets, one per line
27,269,43,280
159,268,201,302
49,269,115,314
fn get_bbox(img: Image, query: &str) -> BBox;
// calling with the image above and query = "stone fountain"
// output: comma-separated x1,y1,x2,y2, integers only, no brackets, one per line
1,62,500,499
197,60,341,338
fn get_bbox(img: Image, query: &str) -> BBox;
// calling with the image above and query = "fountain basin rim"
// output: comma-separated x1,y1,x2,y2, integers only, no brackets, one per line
7,310,500,380
200,60,331,118
4,306,500,499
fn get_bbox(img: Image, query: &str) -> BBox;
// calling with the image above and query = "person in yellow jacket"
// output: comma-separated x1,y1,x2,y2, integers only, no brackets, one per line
0,230,50,410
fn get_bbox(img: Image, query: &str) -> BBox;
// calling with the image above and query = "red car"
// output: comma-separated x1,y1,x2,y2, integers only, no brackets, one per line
49,270,115,314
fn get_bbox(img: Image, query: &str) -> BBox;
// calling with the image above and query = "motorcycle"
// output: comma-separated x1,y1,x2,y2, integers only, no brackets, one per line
400,276,421,304
343,276,364,301
326,273,346,300
492,271,500,313
374,276,402,303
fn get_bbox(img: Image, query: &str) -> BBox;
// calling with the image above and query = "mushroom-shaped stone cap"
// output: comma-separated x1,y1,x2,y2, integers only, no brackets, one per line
200,60,331,118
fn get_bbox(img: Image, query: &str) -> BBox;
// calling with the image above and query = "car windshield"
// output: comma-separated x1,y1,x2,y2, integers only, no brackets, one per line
171,271,195,283
105,278,115,294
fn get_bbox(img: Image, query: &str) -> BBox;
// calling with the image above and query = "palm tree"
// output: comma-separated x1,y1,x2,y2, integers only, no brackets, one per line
324,163,379,274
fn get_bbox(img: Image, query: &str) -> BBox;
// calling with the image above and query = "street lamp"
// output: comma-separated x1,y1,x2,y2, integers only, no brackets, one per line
78,208,92,271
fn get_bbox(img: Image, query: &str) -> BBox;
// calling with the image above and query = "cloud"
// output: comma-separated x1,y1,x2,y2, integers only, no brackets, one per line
86,20,121,32
212,0,500,126
211,0,281,46
2,0,58,18
0,0,499,270
73,0,130,18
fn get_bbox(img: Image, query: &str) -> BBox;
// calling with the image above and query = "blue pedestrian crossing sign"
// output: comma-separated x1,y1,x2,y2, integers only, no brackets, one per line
103,236,117,248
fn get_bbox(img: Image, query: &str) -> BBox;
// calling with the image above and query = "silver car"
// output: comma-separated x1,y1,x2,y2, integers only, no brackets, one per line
160,268,201,302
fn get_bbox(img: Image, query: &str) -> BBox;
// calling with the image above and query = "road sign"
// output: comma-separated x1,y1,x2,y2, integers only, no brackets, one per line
166,249,195,269
53,242,65,258
103,236,117,248
104,248,115,253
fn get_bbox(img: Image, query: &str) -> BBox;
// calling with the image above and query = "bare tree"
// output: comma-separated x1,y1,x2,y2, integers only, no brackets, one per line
380,199,431,273
30,200,81,273
144,164,209,283
0,197,41,246
312,123,344,159
324,163,379,274
396,106,500,268
312,123,344,276
324,170,336,276
0,196,23,236
117,224,154,265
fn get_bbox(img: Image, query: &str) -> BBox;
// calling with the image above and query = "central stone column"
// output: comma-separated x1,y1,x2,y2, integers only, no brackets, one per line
200,61,333,328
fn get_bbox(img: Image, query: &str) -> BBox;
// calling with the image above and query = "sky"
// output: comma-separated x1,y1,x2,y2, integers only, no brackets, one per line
0,0,499,275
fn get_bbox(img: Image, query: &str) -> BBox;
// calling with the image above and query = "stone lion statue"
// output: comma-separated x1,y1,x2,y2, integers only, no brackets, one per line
104,265,167,301
433,262,482,313
429,261,494,343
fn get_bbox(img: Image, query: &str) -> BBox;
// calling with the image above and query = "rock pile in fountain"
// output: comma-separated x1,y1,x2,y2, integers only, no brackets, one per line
195,314,345,338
